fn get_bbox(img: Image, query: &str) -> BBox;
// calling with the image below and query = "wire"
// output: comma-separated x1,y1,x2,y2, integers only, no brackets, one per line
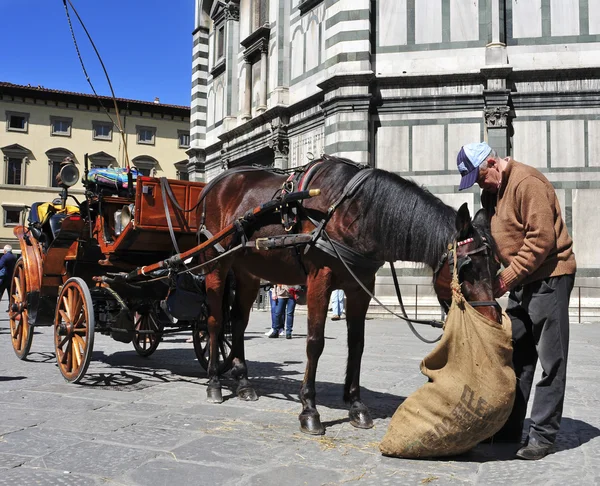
62,0,130,168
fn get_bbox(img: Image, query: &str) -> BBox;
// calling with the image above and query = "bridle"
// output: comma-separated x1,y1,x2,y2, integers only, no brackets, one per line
434,236,502,314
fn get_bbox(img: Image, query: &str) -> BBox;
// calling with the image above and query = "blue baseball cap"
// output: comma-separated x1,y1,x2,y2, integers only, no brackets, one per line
457,142,493,191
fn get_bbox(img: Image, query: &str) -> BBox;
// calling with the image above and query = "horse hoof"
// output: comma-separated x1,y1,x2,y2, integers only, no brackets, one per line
349,406,374,429
237,387,258,401
207,387,223,404
299,412,325,435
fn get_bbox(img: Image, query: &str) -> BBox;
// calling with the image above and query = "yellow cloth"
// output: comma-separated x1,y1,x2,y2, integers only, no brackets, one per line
37,203,79,224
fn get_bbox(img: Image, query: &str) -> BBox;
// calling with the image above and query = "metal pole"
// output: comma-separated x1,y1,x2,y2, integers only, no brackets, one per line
578,286,581,323
415,284,418,320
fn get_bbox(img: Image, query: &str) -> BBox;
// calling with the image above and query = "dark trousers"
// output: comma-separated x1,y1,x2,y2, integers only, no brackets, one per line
502,274,575,445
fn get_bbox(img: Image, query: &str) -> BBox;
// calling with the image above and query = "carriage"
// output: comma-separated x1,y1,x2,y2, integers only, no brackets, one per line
8,156,238,383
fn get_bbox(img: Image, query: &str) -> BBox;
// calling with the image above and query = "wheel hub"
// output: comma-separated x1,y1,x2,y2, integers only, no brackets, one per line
11,302,25,313
57,322,72,336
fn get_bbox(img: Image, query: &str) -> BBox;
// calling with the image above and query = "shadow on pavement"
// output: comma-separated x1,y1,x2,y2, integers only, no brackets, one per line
447,416,600,463
0,376,27,382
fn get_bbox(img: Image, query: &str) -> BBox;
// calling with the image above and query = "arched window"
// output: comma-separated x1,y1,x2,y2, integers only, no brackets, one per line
174,160,190,181
132,156,159,177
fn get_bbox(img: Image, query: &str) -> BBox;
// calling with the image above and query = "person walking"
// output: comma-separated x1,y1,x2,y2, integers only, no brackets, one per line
330,289,345,320
266,284,296,339
456,142,576,460
264,284,281,337
0,245,17,309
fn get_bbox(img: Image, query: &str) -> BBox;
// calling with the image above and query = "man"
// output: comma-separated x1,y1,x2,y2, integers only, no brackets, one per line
0,245,17,307
456,142,576,460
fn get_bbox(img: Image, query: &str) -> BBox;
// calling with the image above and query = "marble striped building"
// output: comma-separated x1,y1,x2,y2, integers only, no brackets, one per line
188,0,600,300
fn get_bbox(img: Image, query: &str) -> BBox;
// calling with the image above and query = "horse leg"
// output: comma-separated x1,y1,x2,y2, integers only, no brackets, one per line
344,281,375,429
204,265,229,404
299,271,331,435
229,270,261,401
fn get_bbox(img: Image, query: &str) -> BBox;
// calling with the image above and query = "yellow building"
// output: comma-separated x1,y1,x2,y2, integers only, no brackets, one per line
0,81,190,248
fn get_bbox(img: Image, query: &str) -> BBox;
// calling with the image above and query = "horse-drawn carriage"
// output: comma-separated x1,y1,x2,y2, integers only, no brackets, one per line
8,156,235,382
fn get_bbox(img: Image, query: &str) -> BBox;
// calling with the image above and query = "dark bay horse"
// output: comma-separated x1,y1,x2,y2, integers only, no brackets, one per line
196,156,500,435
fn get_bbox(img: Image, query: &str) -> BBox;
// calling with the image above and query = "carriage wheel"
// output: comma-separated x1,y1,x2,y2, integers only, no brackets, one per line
132,309,163,357
54,278,95,383
192,324,233,374
9,258,34,360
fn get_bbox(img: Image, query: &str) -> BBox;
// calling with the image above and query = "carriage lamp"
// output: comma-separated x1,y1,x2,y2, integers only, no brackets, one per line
55,157,80,209
56,161,80,188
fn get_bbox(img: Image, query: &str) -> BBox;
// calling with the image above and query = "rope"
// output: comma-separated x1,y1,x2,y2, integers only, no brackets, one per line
322,231,443,344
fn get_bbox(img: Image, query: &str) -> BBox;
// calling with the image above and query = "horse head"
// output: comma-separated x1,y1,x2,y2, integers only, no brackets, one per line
434,203,501,323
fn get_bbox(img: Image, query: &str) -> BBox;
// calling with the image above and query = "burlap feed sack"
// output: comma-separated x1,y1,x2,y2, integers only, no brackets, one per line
379,299,516,458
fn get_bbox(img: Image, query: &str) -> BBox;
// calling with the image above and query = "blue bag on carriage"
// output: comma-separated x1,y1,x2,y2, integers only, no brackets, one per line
87,167,138,190
166,273,207,321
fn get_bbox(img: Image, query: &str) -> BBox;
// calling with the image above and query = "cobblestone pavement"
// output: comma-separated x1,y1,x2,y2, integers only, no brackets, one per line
0,298,599,485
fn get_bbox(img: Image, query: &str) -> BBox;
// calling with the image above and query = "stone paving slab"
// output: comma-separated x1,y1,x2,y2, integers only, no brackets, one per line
0,302,599,485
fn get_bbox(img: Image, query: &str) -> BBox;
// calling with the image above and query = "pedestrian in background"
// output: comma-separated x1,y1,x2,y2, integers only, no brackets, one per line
330,289,345,321
266,284,297,339
456,142,576,460
0,245,17,309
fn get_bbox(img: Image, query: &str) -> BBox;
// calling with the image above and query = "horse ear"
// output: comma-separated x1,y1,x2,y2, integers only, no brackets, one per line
455,203,472,238
473,208,490,229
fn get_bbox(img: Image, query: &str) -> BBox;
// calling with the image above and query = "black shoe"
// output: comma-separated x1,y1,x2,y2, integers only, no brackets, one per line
266,330,279,338
286,333,292,339
516,437,553,460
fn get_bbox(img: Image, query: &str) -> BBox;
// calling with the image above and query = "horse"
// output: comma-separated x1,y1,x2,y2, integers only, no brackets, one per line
195,156,500,435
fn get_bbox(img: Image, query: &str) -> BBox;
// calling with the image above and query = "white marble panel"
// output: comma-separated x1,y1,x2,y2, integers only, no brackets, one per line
572,189,600,267
436,193,475,216
447,123,481,169
512,120,547,168
376,126,410,172
551,0,579,36
550,120,585,168
415,0,442,44
412,125,445,171
512,0,542,38
450,0,479,42
590,0,600,34
588,120,600,167
305,19,320,71
379,0,407,46
291,27,304,79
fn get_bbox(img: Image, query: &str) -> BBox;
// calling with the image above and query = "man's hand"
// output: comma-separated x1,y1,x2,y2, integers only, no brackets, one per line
493,276,508,298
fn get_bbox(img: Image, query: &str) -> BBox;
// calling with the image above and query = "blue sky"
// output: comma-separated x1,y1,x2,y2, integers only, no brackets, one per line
0,0,194,107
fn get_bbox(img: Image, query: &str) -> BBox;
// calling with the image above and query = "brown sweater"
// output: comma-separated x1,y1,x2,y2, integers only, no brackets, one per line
481,159,576,288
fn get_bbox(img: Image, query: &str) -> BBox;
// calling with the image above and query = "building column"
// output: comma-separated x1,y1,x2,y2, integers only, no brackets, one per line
242,59,252,121
481,67,513,158
486,0,508,65
186,147,206,183
257,46,268,113
270,122,289,169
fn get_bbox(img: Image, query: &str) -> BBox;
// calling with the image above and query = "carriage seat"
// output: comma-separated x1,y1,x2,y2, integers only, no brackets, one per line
29,202,80,243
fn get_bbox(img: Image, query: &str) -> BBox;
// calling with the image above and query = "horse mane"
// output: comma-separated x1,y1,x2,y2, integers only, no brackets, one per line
357,169,457,267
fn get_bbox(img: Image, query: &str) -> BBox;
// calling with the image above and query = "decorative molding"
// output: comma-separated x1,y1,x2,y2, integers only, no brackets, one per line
210,59,226,78
298,0,323,15
241,25,270,62
270,124,289,156
484,106,510,128
224,1,239,21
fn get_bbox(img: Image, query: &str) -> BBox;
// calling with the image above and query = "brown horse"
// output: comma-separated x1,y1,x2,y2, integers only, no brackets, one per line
196,156,500,435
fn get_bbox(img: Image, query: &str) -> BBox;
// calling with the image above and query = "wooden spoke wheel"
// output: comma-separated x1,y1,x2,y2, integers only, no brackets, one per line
54,278,95,383
9,258,33,360
132,309,163,357
192,323,233,374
